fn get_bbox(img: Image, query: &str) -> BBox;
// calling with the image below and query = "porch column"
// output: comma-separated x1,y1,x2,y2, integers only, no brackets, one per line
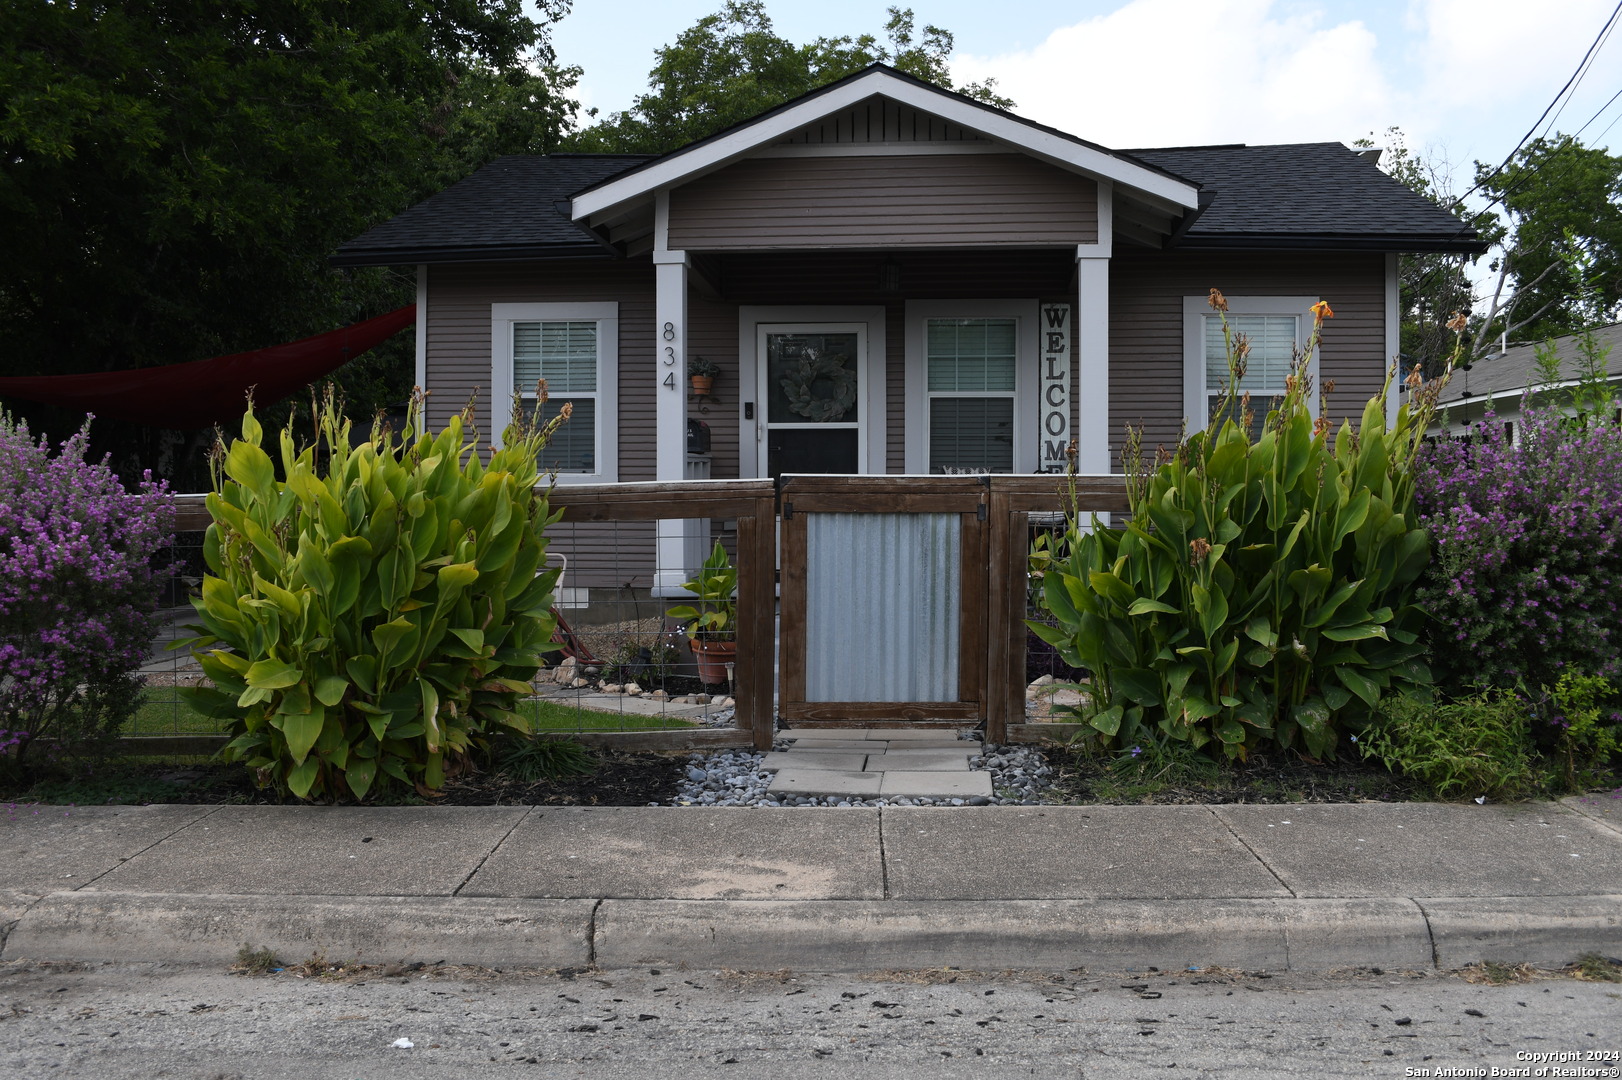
1074,252,1111,474
653,249,691,595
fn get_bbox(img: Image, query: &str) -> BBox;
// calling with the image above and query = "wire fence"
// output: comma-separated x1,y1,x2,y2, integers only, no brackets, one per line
131,512,755,746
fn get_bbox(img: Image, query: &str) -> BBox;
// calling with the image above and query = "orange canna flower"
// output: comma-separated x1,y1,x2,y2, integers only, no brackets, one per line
1208,288,1228,312
1189,537,1212,565
1311,300,1334,320
1447,311,1469,333
1313,415,1330,438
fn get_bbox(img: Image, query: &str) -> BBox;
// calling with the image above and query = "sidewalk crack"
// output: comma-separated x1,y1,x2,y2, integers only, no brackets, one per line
1411,897,1441,970
75,804,226,892
587,898,602,968
1209,807,1296,897
452,807,533,897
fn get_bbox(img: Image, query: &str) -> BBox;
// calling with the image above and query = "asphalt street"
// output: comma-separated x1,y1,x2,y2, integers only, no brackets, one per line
1,960,1617,1079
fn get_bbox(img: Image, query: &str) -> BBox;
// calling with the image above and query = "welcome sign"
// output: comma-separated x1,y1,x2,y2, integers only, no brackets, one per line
1038,303,1072,473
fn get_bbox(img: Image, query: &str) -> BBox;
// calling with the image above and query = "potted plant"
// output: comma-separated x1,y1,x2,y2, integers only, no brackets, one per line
666,540,737,684
689,355,719,396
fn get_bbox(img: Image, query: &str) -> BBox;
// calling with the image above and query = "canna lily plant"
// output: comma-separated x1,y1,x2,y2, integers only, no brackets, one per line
180,387,566,800
1031,291,1458,760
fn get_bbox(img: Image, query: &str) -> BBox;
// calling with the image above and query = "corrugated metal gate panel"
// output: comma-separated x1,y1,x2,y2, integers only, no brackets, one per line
804,512,960,702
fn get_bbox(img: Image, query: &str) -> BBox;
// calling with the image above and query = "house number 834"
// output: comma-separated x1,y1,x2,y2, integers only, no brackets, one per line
662,322,678,389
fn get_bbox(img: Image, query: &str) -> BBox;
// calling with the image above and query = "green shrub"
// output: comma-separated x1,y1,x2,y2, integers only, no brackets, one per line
1357,691,1537,800
181,391,564,801
1532,672,1622,790
1031,293,1439,760
488,732,596,781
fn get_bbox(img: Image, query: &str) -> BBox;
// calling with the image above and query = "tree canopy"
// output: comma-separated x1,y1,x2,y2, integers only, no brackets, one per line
0,0,577,482
568,2,1013,155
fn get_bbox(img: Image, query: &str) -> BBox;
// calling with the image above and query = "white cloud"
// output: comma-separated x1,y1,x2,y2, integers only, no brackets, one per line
952,0,1395,149
951,0,1621,163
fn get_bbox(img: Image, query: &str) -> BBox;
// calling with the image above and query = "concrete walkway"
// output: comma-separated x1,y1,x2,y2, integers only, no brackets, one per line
2,795,1620,974
765,727,993,800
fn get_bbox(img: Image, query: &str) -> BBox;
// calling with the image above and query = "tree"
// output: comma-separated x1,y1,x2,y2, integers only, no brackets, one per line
1474,135,1622,344
1356,128,1496,379
0,0,577,486
568,2,1013,155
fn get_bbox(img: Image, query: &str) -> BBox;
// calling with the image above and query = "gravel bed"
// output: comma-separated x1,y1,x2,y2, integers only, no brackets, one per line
665,734,1055,807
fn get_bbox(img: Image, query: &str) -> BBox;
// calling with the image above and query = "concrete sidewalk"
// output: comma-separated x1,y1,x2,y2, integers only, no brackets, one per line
2,797,1619,974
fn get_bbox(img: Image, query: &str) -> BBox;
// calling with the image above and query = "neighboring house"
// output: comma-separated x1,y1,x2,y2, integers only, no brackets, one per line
332,64,1480,596
1432,321,1622,440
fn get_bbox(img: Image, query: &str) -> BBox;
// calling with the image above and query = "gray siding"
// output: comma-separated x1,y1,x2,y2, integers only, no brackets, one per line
776,95,991,145
426,261,659,589
666,155,1098,250
1108,249,1389,464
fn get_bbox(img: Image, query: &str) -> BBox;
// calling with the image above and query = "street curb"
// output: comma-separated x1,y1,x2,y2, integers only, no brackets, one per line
1418,894,1622,970
4,893,1618,974
594,898,1437,973
0,892,595,969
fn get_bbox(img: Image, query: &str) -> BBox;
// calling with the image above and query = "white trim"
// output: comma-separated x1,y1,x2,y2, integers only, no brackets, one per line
489,302,619,484
752,142,1005,158
1385,251,1401,430
903,300,1039,474
414,265,427,439
1182,295,1318,435
737,305,887,477
653,188,671,256
570,69,1199,220
1075,260,1111,474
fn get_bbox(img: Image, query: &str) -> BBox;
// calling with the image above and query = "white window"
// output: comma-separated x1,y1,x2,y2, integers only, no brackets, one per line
1182,295,1317,436
905,300,1039,473
490,302,618,483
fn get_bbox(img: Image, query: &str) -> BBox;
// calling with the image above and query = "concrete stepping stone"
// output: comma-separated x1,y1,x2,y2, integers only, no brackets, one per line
776,738,872,750
865,750,973,771
766,769,882,798
759,751,868,772
879,771,994,799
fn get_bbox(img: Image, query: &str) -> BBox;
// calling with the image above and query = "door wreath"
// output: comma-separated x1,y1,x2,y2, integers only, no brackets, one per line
778,351,857,422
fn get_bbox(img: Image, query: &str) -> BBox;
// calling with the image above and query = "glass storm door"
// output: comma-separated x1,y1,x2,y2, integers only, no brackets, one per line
758,324,867,478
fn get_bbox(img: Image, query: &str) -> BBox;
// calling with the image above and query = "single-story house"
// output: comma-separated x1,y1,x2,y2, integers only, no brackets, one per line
1434,320,1622,440
332,64,1482,598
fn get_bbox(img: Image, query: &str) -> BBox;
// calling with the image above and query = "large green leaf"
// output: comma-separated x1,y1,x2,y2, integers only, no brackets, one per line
245,659,301,690
281,709,325,765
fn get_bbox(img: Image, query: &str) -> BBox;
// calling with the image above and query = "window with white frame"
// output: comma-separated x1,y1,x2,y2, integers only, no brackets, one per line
906,301,1038,474
928,318,1017,472
1182,296,1315,436
490,302,618,482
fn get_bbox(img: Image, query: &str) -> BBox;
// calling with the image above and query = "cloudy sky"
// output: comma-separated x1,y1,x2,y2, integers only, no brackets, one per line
547,0,1622,197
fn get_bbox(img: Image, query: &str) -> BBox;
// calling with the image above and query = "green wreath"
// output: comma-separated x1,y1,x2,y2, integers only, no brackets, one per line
778,351,858,422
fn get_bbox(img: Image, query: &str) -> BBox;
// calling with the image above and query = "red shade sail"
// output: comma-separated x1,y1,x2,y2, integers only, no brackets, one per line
0,305,416,430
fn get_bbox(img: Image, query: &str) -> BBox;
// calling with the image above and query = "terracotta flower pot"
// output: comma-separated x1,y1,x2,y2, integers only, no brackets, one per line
690,375,715,396
689,637,737,684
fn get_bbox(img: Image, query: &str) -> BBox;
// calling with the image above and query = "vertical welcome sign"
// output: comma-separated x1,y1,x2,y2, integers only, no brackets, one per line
1038,303,1071,472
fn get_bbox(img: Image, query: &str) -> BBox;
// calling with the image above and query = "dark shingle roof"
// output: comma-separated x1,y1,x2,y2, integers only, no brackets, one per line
331,140,1481,266
330,154,652,267
1127,142,1481,252
1437,321,1622,405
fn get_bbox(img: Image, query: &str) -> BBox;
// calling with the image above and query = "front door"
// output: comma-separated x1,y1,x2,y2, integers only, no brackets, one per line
757,323,868,478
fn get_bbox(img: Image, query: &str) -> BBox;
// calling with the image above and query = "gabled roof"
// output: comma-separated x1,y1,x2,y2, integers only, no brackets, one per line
330,68,1481,267
1127,143,1483,253
569,64,1201,220
1437,321,1622,406
331,155,653,268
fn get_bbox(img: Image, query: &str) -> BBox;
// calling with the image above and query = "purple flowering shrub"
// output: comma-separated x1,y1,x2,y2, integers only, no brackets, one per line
1415,404,1622,695
0,416,171,779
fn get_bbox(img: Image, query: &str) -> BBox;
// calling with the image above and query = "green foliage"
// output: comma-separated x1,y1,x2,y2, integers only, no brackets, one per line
0,0,575,484
1540,672,1622,791
569,3,1012,154
489,734,596,782
666,541,738,642
1031,296,1437,761
180,390,565,801
1357,690,1537,801
1475,134,1622,342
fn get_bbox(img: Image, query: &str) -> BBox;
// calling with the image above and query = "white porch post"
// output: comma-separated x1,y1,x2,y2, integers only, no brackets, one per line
1074,257,1111,473
653,190,692,595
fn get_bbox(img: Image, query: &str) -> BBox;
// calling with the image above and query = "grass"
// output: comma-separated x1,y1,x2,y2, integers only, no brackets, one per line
124,691,701,737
